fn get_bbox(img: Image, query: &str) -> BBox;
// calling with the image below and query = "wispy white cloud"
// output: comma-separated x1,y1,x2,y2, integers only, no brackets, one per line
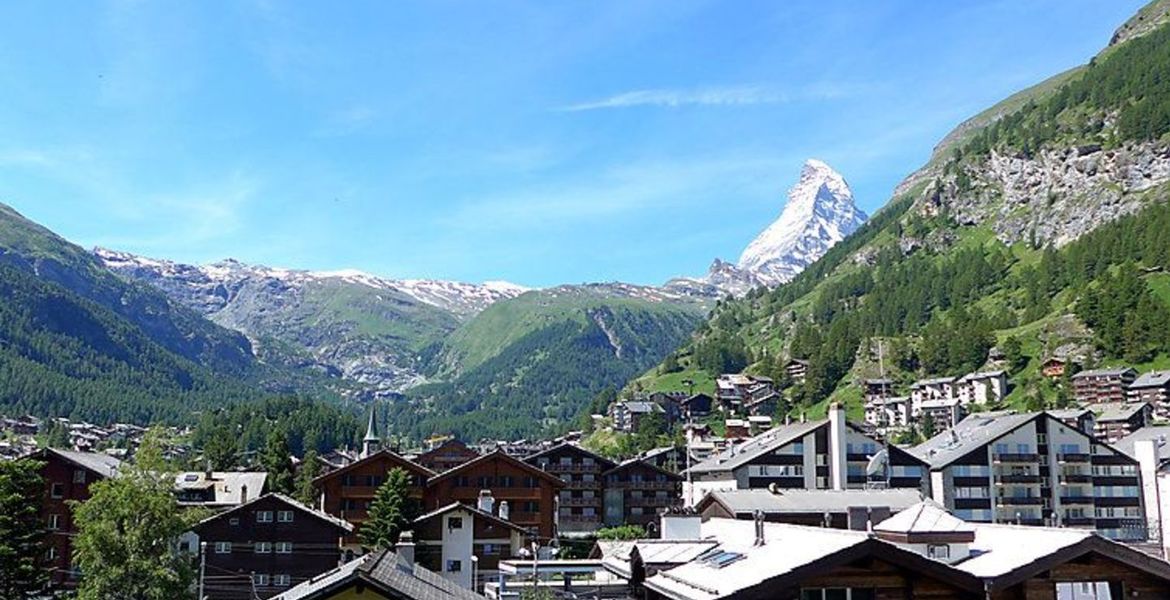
558,82,861,112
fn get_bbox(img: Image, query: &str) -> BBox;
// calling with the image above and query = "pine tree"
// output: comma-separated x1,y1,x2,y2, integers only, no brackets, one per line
294,449,322,507
359,468,419,550
202,425,238,472
262,429,295,495
0,459,48,598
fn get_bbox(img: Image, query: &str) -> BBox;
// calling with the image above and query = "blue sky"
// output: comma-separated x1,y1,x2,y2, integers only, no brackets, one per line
0,0,1147,287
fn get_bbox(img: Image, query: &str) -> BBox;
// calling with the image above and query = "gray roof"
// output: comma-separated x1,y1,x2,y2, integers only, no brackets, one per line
272,549,484,600
625,401,665,414
173,471,267,506
686,419,825,475
1072,367,1136,378
414,502,526,534
1094,401,1152,423
702,489,922,515
910,411,1040,469
197,493,353,533
1114,425,1170,459
874,500,974,535
1132,371,1170,389
46,448,122,478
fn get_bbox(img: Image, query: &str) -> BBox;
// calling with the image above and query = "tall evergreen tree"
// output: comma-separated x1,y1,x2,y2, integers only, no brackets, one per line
359,468,419,550
294,449,322,507
261,429,295,495
0,459,48,598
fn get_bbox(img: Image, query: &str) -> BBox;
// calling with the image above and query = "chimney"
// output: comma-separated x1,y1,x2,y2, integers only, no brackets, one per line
498,500,510,521
477,490,495,514
396,531,415,572
660,506,702,540
753,510,765,546
240,484,247,505
205,458,213,479
829,402,847,491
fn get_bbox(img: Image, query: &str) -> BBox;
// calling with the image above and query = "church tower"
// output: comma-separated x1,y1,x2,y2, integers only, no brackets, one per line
362,404,381,458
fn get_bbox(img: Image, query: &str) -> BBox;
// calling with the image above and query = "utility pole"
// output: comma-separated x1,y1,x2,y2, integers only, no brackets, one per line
198,541,207,600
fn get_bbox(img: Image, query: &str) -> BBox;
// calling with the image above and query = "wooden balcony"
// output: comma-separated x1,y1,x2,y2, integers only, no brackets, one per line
607,481,677,490
559,496,602,507
1057,453,1091,463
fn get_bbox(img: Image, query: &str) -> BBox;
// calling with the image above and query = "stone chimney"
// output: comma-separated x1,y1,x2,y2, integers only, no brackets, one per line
477,490,495,514
498,500,510,521
660,506,702,540
828,402,847,491
396,531,415,572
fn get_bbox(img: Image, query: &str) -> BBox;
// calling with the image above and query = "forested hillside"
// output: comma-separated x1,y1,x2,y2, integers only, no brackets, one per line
392,287,705,440
640,9,1170,418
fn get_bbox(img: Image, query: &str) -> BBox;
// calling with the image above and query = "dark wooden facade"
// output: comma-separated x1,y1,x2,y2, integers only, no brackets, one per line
425,451,563,541
192,494,351,600
313,450,434,546
602,460,683,531
525,444,615,535
416,439,480,474
32,449,119,590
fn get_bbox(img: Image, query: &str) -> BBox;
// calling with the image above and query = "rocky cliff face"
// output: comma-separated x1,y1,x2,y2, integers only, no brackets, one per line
928,141,1170,246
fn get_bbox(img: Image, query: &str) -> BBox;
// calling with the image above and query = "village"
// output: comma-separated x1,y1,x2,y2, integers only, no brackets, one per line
9,351,1170,599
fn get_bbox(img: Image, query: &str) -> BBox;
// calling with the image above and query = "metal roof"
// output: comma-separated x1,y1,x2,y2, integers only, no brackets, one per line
1132,370,1170,388
873,499,974,535
1114,425,1170,459
686,419,825,475
272,549,485,600
910,411,1039,469
45,448,122,478
1094,401,1152,422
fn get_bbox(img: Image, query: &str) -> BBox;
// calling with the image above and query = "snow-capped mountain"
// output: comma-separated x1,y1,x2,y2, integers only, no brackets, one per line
94,248,529,395
667,159,866,296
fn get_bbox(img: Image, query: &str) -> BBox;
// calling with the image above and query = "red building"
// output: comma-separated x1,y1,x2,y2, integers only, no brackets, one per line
313,449,434,549
424,451,564,542
191,493,352,599
30,448,122,589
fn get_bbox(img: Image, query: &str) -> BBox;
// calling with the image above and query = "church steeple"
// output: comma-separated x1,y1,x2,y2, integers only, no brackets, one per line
362,404,381,458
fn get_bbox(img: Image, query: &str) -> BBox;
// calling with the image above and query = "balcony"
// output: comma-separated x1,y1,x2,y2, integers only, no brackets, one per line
996,496,1044,507
559,515,602,525
1057,453,1091,463
559,496,601,507
544,463,603,474
1060,495,1095,505
607,480,677,490
563,480,602,490
1063,516,1095,526
627,496,680,508
1060,474,1093,484
996,474,1041,485
993,453,1040,464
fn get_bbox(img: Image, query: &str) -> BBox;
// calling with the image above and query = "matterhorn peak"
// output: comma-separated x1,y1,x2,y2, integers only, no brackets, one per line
735,159,866,286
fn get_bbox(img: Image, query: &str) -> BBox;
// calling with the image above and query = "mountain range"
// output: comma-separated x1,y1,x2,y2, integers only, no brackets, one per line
638,0,1170,424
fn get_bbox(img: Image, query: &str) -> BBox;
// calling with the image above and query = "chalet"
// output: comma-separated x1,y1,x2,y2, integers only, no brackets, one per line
190,493,352,599
911,411,1146,540
1049,407,1097,436
29,448,122,589
173,470,267,509
639,502,1170,600
602,459,683,532
678,393,713,418
425,450,563,541
694,488,922,529
685,405,928,504
412,500,526,590
783,359,809,384
1093,401,1155,443
714,374,775,414
723,419,750,440
648,391,689,423
417,439,481,474
313,449,435,549
1042,357,1069,379
523,443,615,535
1072,367,1138,404
910,376,957,406
1130,370,1170,418
742,389,780,417
862,378,892,403
269,541,484,600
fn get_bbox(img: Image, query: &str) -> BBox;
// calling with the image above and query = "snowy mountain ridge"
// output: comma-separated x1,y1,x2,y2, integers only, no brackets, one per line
667,159,866,296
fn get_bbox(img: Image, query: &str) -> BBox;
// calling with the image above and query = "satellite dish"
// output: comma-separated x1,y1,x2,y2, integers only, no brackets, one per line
866,449,889,478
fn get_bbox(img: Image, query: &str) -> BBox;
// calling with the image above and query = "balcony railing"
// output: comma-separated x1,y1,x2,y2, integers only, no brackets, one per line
996,474,1041,484
1060,474,1093,484
559,497,602,507
563,480,602,490
993,453,1040,463
996,496,1044,506
1058,453,1091,463
607,480,677,490
1060,495,1096,505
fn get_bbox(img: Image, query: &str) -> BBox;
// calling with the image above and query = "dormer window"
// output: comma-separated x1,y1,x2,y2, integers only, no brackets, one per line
927,544,951,560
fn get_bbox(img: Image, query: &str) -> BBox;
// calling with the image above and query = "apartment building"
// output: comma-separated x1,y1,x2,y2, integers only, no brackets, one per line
864,396,910,429
602,459,683,531
1129,370,1170,418
412,498,526,590
416,439,480,474
714,374,776,414
1093,401,1155,443
524,443,615,535
1072,367,1138,404
314,449,435,549
912,411,1146,541
684,404,928,505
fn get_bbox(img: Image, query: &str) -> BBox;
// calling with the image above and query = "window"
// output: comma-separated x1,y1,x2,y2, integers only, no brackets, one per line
994,443,1009,455
499,475,514,487
482,543,499,555
253,574,269,587
1056,582,1111,599
927,544,950,560
447,560,463,572
276,542,293,554
215,542,232,554
254,542,273,554
448,517,464,529
45,547,57,561
50,483,64,499
277,510,294,523
274,574,291,587
73,470,86,484
47,514,60,530
229,517,240,526
257,511,273,523
800,589,875,600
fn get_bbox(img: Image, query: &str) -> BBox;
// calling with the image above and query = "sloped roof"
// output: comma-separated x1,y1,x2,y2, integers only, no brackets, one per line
271,549,485,600
686,419,825,475
426,450,565,487
313,448,436,485
523,442,616,470
414,502,526,534
41,448,122,478
1114,425,1170,459
1132,370,1170,388
910,411,1040,469
601,539,720,578
194,493,352,533
603,457,683,481
874,499,975,539
173,471,267,506
701,488,922,516
1094,401,1152,422
1072,367,1137,378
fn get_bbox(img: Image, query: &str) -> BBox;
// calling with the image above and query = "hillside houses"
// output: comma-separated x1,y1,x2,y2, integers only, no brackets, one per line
1073,367,1138,404
714,374,778,416
864,370,1007,432
1130,370,1170,417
